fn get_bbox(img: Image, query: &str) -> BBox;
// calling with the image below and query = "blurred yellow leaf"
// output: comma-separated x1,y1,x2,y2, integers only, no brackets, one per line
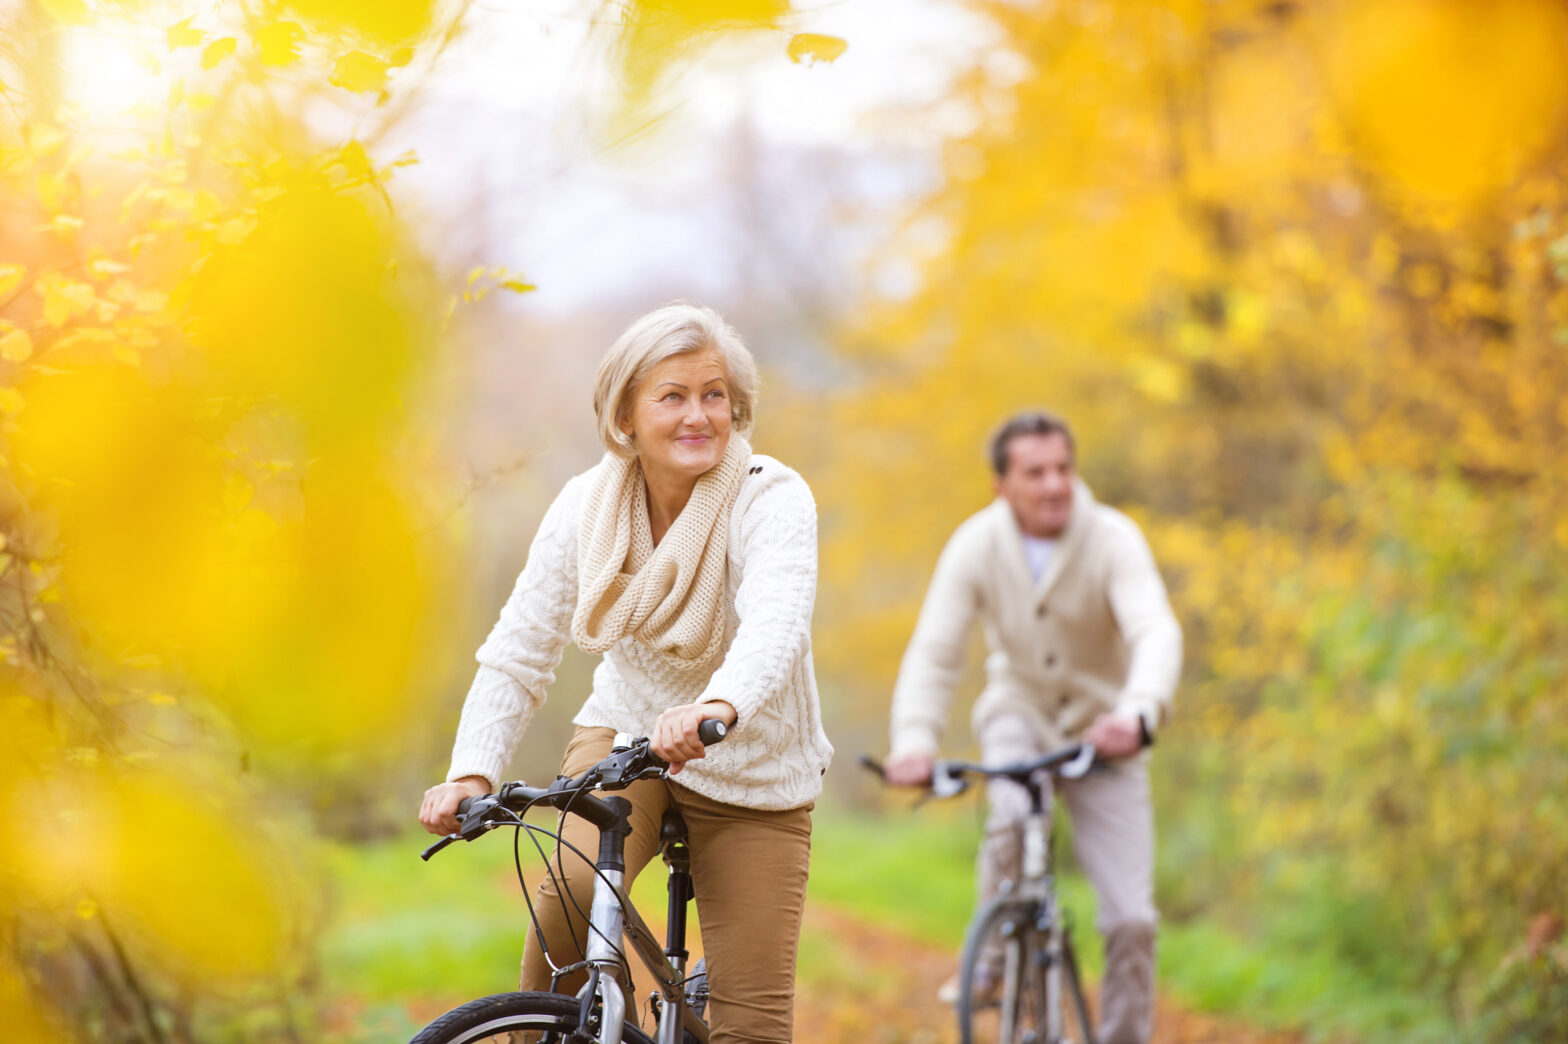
330,51,390,93
167,16,204,50
87,258,130,279
0,329,33,363
38,0,89,24
284,0,436,44
202,37,238,69
254,21,306,66
0,390,20,414
0,263,26,299
786,33,847,65
37,274,97,327
75,897,97,920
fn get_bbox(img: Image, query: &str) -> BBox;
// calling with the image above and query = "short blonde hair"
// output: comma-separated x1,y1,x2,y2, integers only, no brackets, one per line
592,302,759,458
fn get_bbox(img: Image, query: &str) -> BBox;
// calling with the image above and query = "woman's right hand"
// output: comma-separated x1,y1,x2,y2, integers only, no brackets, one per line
419,776,491,836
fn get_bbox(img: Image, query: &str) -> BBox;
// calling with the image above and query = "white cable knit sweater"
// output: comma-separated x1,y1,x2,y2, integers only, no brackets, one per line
447,453,834,811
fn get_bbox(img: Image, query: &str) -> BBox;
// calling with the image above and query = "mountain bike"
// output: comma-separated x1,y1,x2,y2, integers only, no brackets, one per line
865,743,1099,1044
412,720,728,1044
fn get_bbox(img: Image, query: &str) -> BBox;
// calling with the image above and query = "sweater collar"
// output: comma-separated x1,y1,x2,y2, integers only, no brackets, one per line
995,477,1096,600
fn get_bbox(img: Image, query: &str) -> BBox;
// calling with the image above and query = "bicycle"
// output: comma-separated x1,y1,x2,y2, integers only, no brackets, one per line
864,743,1099,1044
411,720,728,1044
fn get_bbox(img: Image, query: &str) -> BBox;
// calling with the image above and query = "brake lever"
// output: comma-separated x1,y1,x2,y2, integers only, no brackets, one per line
930,761,969,800
420,835,458,861
1059,744,1098,780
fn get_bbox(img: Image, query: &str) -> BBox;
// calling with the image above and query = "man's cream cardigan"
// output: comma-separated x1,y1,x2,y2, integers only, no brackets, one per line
448,454,833,811
890,480,1181,758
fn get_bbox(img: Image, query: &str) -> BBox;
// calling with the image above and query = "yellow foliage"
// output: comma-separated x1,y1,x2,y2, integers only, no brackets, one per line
1322,0,1568,215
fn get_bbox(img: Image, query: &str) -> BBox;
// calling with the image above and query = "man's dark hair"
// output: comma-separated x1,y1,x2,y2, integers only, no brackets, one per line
989,410,1076,476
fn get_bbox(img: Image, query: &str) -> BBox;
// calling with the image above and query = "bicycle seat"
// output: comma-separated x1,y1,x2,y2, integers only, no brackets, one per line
660,808,689,846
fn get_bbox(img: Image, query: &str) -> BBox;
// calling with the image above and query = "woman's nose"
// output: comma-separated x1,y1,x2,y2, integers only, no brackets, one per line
682,396,706,425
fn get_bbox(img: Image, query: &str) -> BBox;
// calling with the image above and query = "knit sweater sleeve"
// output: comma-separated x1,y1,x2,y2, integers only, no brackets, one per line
446,477,582,790
889,520,984,758
1103,517,1182,737
695,468,817,727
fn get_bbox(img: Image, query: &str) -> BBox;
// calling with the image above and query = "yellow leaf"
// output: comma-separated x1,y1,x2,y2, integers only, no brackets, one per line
499,279,537,294
390,47,415,68
202,37,237,69
147,692,178,706
466,265,487,286
168,17,203,50
88,258,131,279
786,33,848,65
111,343,142,367
0,328,33,362
45,214,84,236
37,275,97,327
76,897,98,920
0,387,26,413
39,0,89,24
254,22,305,67
330,51,390,93
0,263,26,298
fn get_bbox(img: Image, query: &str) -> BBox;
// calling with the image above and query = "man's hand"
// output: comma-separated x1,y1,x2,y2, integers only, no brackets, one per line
419,775,490,836
652,700,737,775
884,751,935,786
1083,713,1143,759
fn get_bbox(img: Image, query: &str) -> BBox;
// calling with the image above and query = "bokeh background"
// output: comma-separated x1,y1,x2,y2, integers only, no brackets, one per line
2,1,1565,1041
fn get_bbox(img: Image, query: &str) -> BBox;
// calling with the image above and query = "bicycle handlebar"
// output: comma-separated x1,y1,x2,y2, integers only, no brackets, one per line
859,742,1099,801
423,720,728,861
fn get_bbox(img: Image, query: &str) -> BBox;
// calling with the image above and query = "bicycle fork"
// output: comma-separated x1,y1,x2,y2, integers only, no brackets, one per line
577,795,634,1044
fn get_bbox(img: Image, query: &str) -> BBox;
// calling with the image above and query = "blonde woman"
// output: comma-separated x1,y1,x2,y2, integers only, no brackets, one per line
419,303,833,1043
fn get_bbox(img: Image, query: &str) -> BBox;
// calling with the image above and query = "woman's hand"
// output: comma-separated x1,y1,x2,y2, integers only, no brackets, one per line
419,776,491,836
652,700,737,775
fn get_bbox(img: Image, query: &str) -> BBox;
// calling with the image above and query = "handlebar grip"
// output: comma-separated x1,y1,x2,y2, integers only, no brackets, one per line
697,719,727,746
457,795,477,816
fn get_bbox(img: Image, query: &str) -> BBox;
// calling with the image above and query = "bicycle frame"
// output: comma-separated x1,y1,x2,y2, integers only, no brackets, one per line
575,842,710,1044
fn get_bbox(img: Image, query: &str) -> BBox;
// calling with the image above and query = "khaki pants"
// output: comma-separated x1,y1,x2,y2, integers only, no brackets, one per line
519,726,812,1044
978,714,1158,1044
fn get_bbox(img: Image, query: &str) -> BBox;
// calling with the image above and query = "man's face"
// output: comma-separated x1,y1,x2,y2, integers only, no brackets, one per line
995,432,1075,538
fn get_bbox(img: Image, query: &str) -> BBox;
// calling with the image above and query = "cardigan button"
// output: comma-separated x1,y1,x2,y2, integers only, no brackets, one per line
1045,654,1057,668
1036,605,1048,618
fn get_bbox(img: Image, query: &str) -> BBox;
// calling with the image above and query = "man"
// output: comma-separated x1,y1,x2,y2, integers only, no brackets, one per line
884,410,1181,1044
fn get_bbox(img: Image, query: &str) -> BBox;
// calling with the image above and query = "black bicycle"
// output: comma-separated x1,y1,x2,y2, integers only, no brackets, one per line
866,744,1099,1044
412,720,727,1044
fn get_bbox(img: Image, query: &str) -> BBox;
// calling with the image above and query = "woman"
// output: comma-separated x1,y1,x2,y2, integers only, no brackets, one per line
419,302,833,1043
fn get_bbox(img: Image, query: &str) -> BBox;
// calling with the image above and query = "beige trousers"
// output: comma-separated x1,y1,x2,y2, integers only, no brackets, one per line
519,726,813,1044
978,714,1158,1044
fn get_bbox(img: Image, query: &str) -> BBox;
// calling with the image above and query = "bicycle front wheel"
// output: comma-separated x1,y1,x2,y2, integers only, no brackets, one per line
408,991,658,1044
958,899,1095,1044
1052,932,1094,1044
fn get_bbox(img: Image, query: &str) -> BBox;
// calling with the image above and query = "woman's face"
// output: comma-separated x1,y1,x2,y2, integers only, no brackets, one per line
620,349,733,483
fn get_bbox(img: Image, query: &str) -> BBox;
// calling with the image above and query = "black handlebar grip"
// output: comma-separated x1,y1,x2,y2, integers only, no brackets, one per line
697,719,728,746
456,795,476,816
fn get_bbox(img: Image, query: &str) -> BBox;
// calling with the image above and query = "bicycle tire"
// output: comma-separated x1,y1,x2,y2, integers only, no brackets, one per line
1055,933,1094,1044
958,898,1095,1044
408,990,658,1044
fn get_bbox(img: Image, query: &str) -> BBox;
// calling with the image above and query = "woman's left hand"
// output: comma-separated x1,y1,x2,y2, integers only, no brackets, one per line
652,700,738,775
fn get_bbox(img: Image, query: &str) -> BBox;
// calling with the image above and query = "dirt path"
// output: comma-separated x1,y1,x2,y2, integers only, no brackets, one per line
793,904,1305,1044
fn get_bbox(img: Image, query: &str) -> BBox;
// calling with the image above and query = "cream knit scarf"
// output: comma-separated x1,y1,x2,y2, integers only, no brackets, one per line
572,435,750,672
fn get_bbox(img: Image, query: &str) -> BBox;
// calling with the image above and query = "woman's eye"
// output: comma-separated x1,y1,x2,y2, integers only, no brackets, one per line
662,392,682,402
705,389,727,400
